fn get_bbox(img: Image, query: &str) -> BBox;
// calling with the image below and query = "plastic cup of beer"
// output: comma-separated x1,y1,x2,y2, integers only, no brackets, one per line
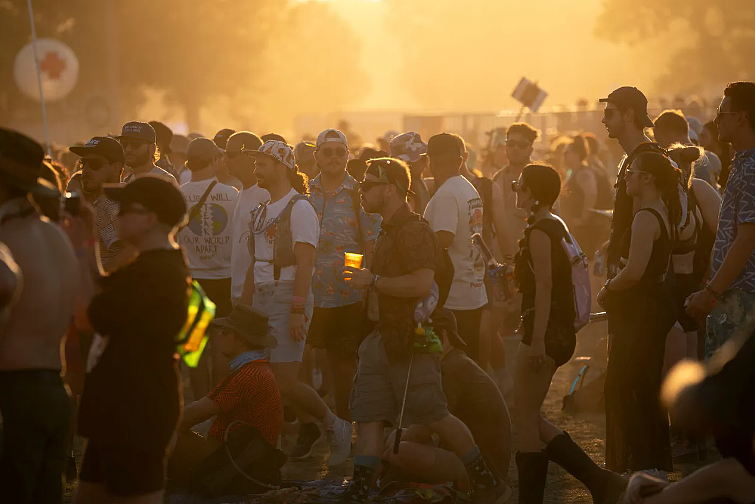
344,252,363,269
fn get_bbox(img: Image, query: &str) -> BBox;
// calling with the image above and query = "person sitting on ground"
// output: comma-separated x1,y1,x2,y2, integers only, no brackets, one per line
169,304,284,494
381,308,512,490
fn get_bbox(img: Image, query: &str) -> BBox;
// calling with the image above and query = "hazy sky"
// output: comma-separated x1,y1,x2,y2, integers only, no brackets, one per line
330,0,663,112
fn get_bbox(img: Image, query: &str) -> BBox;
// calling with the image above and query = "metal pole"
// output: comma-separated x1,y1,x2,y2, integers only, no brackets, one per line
25,0,52,157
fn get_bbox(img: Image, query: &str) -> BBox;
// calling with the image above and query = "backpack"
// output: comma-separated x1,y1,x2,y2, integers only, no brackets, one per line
248,194,314,281
532,216,591,332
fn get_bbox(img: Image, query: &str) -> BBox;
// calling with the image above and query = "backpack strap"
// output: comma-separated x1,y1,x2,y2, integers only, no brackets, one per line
185,180,218,228
350,187,365,253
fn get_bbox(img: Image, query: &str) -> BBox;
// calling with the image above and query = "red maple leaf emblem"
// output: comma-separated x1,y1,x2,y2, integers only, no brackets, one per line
39,51,66,80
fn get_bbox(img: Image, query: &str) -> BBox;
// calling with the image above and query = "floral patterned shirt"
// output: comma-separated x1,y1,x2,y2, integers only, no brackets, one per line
309,174,382,308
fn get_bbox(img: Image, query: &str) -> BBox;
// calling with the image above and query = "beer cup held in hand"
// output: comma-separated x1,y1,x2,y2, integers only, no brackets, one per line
344,252,363,269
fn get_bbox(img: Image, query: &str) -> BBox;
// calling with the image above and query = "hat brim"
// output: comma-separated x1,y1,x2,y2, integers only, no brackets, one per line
210,317,278,348
641,115,654,128
247,150,294,170
0,171,60,198
116,135,153,143
69,145,123,164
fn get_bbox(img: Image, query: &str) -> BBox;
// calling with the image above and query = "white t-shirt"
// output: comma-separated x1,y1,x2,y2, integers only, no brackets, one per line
177,178,239,279
231,184,270,299
251,188,319,285
424,175,488,310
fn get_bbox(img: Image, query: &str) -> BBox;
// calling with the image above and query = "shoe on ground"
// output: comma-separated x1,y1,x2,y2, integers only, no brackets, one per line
471,481,512,504
289,422,321,460
327,417,353,467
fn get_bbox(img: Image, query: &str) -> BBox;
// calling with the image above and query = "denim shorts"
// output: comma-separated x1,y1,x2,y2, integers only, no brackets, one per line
253,281,314,363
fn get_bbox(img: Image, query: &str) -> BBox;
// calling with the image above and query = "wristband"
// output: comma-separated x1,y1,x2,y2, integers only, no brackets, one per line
371,274,381,291
292,296,306,305
705,283,723,300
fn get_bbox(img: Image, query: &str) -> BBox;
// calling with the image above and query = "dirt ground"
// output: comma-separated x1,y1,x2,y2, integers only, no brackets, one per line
63,320,702,503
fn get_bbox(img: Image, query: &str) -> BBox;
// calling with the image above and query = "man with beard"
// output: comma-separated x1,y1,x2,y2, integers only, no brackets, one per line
225,131,268,303
296,129,381,459
240,141,352,467
118,121,176,183
69,136,134,271
0,128,79,504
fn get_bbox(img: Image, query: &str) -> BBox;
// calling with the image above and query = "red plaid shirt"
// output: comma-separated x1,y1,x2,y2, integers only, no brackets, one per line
207,360,282,446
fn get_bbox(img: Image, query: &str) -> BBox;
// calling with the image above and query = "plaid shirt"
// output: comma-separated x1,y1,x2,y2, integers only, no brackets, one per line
92,194,123,268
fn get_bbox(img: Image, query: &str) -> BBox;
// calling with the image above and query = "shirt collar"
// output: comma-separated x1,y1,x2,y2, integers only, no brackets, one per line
382,203,418,232
310,173,356,195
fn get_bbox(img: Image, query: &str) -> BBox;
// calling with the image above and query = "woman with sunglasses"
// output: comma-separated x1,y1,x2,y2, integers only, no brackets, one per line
512,164,626,504
597,152,682,477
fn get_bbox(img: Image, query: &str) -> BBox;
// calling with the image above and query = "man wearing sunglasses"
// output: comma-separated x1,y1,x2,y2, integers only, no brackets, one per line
117,121,176,183
300,130,382,460
687,82,755,356
69,136,132,272
492,123,539,262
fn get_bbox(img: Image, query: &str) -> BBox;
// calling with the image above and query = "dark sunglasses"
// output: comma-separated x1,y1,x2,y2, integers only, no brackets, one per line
506,140,531,150
715,109,739,122
360,180,388,193
118,204,152,217
81,158,108,171
120,139,149,150
320,146,347,158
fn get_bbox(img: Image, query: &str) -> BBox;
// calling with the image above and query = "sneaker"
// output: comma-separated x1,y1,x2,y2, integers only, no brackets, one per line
470,481,513,504
289,422,321,460
327,417,352,467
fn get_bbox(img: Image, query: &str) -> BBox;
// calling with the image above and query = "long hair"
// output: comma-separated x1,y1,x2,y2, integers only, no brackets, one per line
287,167,309,195
639,153,683,240
667,143,703,190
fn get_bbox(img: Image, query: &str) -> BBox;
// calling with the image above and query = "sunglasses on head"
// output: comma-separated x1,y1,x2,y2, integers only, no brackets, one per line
81,158,109,171
506,139,531,150
120,139,149,150
320,146,347,158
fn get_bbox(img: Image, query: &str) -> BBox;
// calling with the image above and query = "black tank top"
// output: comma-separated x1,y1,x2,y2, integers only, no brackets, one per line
619,207,672,283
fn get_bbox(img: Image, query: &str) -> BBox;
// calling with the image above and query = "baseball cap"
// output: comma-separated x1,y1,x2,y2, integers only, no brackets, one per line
248,140,296,171
104,176,187,227
426,133,465,158
117,121,156,143
187,137,223,161
170,134,191,155
70,137,125,164
599,87,654,128
316,129,348,149
364,157,413,195
0,127,60,198
294,141,316,160
149,121,173,152
390,132,427,163
213,129,236,150
431,307,466,348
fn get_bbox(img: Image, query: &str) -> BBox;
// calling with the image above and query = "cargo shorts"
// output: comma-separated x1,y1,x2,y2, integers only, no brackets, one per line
349,330,449,426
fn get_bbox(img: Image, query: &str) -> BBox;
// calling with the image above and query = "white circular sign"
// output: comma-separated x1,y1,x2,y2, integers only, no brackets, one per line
13,38,79,102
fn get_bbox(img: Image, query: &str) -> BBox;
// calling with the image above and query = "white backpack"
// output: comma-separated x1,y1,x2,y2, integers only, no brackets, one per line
530,216,592,331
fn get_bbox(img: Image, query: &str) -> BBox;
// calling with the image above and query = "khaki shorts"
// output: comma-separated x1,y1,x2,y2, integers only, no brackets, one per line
253,282,314,364
349,331,449,426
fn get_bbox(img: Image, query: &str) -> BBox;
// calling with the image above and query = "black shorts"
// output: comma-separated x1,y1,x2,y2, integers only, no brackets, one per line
451,307,484,362
0,370,71,504
195,277,232,317
308,302,364,359
80,440,169,497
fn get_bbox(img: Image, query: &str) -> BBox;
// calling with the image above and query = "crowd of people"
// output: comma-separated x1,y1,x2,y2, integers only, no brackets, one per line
0,80,755,504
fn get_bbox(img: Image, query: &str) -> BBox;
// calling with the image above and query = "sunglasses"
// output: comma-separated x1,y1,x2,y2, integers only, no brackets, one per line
320,146,347,158
715,109,739,122
81,158,109,171
506,140,531,150
118,204,152,217
120,139,149,150
360,180,389,193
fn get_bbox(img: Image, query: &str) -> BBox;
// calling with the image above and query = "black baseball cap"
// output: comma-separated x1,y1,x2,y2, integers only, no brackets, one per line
117,121,156,143
599,87,654,128
213,129,236,150
364,157,414,195
426,133,465,157
149,121,173,153
104,176,187,227
431,307,466,348
70,137,125,164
